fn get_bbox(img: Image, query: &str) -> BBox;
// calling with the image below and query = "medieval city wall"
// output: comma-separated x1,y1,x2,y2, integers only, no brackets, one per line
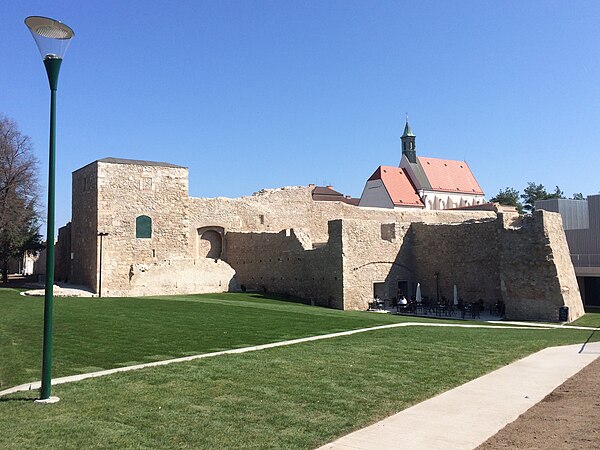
410,219,502,307
68,161,584,322
73,161,193,295
340,219,416,310
338,218,501,311
110,258,236,297
224,222,344,308
188,186,495,245
499,211,584,321
337,213,584,321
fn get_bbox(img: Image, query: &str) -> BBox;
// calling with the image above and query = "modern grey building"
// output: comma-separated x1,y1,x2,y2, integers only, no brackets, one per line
536,195,600,307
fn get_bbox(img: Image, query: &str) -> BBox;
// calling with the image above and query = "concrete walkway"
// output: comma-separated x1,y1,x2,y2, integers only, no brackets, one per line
318,341,600,450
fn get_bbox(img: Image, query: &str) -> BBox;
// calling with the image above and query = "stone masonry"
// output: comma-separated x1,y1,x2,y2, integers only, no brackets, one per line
65,158,585,321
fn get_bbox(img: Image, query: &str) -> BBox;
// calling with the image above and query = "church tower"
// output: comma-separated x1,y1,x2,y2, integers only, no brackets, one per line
401,114,416,164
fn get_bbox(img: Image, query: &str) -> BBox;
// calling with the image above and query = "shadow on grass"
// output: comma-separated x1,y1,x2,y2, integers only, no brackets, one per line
0,392,38,402
579,328,599,354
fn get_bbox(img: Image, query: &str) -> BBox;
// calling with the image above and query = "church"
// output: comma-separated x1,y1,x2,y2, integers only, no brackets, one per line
359,117,485,210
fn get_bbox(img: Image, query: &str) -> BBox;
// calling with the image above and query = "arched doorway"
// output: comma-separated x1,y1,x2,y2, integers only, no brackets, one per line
197,227,224,259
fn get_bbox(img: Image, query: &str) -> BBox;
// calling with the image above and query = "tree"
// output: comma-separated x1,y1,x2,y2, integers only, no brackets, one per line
572,193,585,200
489,187,524,213
519,182,565,213
0,116,43,283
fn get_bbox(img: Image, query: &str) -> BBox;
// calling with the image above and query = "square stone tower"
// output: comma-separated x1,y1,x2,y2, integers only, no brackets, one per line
71,158,190,293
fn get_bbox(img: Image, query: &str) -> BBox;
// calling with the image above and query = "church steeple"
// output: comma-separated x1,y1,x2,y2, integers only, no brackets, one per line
401,113,417,164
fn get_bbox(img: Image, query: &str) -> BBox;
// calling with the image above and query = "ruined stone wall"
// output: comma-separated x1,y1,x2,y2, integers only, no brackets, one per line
340,219,416,310
188,186,495,245
499,211,584,321
411,219,502,307
71,163,98,288
224,222,344,308
338,218,500,311
108,258,236,297
70,160,582,322
337,214,584,321
79,161,192,295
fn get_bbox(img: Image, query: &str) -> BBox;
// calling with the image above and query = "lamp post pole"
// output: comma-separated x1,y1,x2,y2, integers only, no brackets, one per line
25,16,74,403
40,58,60,401
97,232,109,298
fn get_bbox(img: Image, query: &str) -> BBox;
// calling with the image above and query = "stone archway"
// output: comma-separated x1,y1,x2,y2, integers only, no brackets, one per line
197,226,224,259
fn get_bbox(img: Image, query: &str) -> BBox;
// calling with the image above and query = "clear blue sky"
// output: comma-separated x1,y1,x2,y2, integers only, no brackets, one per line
3,1,600,234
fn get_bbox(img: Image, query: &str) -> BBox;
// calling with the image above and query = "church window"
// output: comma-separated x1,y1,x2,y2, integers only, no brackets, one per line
259,214,265,224
136,215,152,238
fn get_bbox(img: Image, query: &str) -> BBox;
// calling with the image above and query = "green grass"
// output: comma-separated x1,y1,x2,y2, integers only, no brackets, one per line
1,288,599,449
1,289,452,389
571,311,600,328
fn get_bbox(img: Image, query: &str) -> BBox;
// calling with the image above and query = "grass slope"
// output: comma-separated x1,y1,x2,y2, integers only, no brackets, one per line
1,289,443,389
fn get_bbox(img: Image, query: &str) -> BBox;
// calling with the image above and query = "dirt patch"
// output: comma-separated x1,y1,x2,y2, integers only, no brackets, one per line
478,355,600,449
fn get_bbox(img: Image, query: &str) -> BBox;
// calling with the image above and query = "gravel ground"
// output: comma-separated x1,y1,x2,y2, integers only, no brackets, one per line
478,355,600,449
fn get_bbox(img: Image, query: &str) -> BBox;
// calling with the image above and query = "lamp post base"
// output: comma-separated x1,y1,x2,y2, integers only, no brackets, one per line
34,396,60,404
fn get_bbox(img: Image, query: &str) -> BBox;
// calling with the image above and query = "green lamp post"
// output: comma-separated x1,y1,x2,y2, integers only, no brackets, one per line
25,16,75,403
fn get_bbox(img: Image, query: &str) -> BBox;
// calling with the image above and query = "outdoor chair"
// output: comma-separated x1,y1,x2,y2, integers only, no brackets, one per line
397,301,414,314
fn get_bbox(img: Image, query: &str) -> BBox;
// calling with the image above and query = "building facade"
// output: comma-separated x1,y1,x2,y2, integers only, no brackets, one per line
536,195,600,307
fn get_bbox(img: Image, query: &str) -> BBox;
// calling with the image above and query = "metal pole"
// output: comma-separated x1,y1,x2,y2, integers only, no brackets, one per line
39,57,62,401
40,85,57,401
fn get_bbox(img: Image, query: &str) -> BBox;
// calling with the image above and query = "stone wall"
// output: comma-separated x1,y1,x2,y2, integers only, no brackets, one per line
71,163,98,288
188,186,495,244
499,211,585,321
55,222,72,282
95,160,191,294
224,222,344,308
341,219,416,310
67,159,583,322
411,219,502,306
336,214,584,321
109,258,236,297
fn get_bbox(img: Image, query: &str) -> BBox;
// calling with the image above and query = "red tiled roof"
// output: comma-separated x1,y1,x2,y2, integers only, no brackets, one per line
417,157,484,195
368,166,424,207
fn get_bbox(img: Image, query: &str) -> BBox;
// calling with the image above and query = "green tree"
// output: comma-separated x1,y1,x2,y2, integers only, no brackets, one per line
572,193,585,200
520,182,565,213
0,116,43,283
489,187,523,213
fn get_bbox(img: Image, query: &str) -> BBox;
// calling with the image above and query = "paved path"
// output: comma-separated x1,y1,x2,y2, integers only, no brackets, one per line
317,341,600,450
0,321,552,397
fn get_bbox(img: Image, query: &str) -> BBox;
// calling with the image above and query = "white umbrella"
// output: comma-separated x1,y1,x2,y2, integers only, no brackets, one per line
453,284,458,305
416,283,422,303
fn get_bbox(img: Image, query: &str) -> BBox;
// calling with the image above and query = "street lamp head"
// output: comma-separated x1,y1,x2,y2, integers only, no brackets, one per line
25,16,74,61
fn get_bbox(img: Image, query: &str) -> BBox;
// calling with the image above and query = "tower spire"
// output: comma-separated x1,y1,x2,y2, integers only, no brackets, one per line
401,113,416,163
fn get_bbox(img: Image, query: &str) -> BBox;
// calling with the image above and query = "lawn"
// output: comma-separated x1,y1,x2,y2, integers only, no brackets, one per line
572,310,600,328
1,288,598,449
0,288,449,389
